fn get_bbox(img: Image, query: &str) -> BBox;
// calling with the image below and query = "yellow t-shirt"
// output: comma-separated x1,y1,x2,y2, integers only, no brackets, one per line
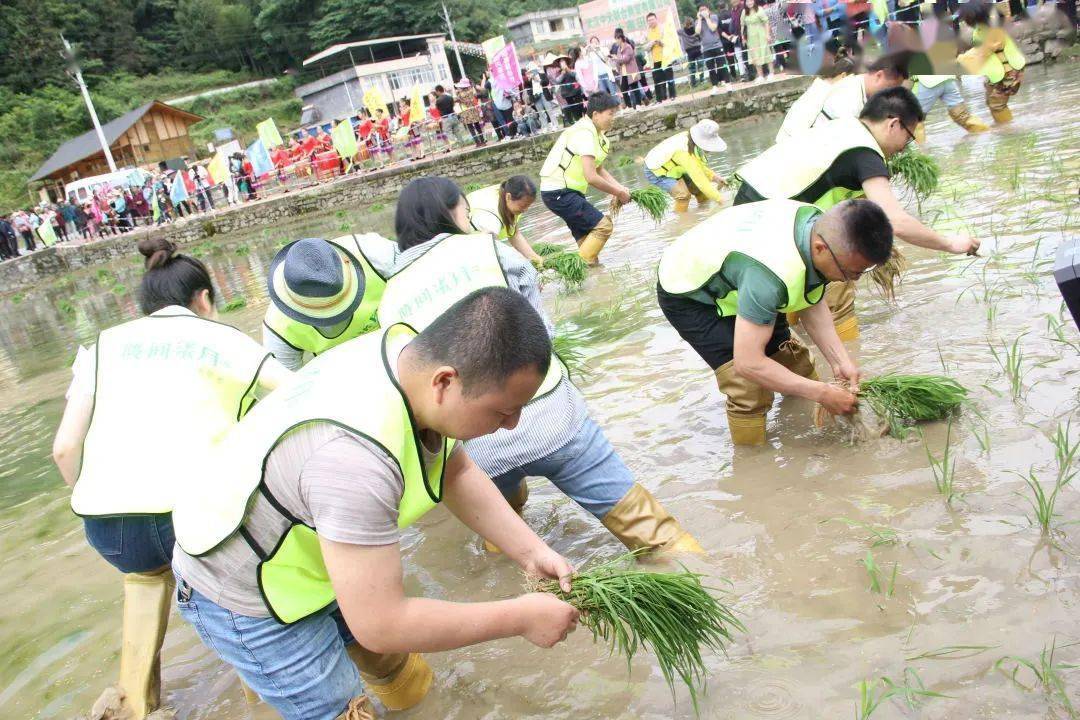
647,27,663,64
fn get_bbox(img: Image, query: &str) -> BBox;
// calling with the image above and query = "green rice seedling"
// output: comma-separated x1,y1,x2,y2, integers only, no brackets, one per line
887,149,941,212
988,334,1028,400
969,419,991,454
905,644,997,662
532,242,566,258
222,296,247,313
882,668,950,711
532,553,745,712
1045,312,1080,354
925,419,958,505
823,517,900,547
859,374,968,436
543,251,589,288
552,325,592,381
995,638,1079,716
862,550,898,597
854,678,891,719
627,186,671,224
1051,419,1079,485
1015,468,1070,536
867,247,905,300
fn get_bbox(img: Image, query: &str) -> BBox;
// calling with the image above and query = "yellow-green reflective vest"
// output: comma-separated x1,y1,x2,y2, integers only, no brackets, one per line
539,116,610,193
263,235,387,356
657,200,826,317
173,324,453,625
735,116,884,210
467,184,517,241
777,78,833,142
815,73,867,127
71,308,274,517
377,234,566,400
972,27,1026,83
644,131,707,179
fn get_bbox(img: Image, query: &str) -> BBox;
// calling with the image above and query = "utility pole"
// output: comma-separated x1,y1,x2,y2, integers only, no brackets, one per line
60,34,117,173
441,2,467,79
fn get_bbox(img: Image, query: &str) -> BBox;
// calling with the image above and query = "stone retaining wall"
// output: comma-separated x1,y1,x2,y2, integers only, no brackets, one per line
1,77,815,294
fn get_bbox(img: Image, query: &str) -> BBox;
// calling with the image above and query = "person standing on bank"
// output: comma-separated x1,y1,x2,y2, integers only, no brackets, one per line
467,175,545,266
170,288,581,719
381,177,703,555
52,237,288,719
540,92,631,266
644,119,729,212
742,0,773,82
644,12,676,103
734,88,980,340
656,199,894,446
262,234,398,370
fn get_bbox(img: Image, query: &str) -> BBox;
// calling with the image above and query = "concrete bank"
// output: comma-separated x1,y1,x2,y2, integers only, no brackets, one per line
0,75,811,295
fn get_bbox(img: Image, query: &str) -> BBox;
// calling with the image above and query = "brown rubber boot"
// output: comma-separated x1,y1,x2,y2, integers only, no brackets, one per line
670,179,692,213
577,215,614,265
600,483,704,553
714,360,774,445
990,106,1013,124
118,566,174,719
948,105,990,133
347,644,434,712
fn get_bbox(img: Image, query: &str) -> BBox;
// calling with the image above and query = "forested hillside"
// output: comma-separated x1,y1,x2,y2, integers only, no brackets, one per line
0,0,578,210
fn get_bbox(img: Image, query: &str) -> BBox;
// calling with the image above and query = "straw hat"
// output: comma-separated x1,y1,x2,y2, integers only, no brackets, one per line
455,77,472,88
267,238,365,327
542,52,568,67
689,120,727,153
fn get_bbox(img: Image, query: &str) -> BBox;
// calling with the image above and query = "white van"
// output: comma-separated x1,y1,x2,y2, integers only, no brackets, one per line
64,168,151,204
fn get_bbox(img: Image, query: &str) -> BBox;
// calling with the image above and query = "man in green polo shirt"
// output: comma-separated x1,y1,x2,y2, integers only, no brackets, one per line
656,199,893,445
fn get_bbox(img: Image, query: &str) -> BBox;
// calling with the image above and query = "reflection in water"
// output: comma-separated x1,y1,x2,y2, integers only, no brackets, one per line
1,65,1079,719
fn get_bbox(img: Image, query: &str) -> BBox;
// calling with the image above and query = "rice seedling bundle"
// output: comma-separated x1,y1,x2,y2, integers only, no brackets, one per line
868,246,907,300
532,242,565,258
532,554,744,711
543,251,589,287
552,326,591,380
860,374,968,435
888,149,941,208
627,186,671,224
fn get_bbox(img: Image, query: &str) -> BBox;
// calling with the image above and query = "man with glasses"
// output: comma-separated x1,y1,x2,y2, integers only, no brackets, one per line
734,87,980,340
657,198,893,446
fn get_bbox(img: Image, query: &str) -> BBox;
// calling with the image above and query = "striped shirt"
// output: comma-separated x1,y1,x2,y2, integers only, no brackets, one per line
389,234,589,477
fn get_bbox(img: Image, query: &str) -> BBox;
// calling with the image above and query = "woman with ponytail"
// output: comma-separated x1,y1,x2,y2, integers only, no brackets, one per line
51,237,288,719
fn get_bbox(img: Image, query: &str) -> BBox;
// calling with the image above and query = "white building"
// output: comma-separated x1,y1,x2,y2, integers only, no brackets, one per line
295,34,454,125
506,8,584,46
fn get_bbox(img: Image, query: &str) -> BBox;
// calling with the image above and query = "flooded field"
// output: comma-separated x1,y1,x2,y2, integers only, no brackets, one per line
1,64,1078,719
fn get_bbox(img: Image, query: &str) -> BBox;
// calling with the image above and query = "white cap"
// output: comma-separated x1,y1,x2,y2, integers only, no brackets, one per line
690,119,727,153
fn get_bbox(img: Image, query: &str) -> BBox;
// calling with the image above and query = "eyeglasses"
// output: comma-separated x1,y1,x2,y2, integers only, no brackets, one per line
898,120,917,147
820,235,875,283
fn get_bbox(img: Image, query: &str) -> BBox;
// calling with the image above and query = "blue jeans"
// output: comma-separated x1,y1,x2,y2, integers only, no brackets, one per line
644,167,678,193
84,514,174,573
596,76,620,98
914,78,964,113
175,574,362,720
491,417,633,519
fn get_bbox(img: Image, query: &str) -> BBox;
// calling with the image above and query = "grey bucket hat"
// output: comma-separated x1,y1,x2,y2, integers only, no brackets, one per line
267,237,365,327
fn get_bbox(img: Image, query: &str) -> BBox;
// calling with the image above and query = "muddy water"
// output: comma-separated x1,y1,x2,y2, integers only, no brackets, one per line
2,64,1079,719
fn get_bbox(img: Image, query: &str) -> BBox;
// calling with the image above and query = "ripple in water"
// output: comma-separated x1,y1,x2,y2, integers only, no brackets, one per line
743,677,804,719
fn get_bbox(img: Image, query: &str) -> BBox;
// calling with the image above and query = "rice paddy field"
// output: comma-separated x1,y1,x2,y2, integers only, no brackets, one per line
0,64,1078,718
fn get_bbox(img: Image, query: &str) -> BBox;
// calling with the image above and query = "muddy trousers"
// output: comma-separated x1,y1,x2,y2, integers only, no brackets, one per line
788,281,859,341
985,68,1023,123
175,572,433,720
486,416,702,554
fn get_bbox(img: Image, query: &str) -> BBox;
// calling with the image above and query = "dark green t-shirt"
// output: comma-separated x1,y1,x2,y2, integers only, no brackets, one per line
685,205,825,325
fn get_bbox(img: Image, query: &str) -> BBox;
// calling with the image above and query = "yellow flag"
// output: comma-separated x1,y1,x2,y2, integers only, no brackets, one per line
482,35,506,62
408,85,424,126
661,11,682,68
207,151,229,185
362,85,388,115
257,118,283,148
331,119,358,159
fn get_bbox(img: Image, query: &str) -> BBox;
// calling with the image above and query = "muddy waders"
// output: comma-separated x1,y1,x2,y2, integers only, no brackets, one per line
577,215,614,265
347,644,434,711
118,566,175,718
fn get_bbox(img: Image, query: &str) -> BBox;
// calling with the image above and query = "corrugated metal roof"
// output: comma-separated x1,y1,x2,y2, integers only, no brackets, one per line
303,34,445,66
30,101,204,182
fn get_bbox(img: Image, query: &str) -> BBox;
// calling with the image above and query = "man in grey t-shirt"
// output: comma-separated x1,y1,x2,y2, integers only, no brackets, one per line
173,289,580,720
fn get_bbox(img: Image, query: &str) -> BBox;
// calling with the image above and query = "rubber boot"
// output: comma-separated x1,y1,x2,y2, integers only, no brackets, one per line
990,106,1013,124
913,121,926,145
348,644,433,712
483,480,529,554
600,483,704,553
947,105,990,133
771,338,819,382
577,215,614,266
714,360,773,446
670,179,692,213
239,678,260,704
336,693,376,720
825,282,859,340
118,566,174,719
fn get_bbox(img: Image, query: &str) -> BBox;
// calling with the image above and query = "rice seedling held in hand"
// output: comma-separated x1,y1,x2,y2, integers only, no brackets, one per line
532,242,566,258
859,374,969,437
552,325,592,381
887,149,941,212
625,186,671,224
867,247,906,300
542,251,589,288
530,553,745,712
